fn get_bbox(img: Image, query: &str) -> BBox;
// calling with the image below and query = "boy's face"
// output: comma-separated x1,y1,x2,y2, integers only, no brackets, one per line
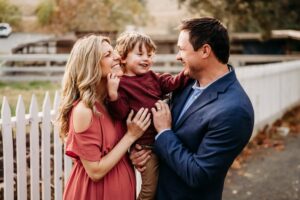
122,43,154,76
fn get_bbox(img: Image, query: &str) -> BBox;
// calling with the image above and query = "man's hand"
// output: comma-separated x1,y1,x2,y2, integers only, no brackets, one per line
107,73,120,101
129,144,152,172
151,100,172,133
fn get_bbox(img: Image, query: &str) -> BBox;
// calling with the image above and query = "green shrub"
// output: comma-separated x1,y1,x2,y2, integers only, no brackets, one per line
36,0,55,25
0,0,21,25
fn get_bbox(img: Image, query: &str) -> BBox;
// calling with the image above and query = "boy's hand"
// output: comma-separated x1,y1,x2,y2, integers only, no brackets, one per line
107,73,120,101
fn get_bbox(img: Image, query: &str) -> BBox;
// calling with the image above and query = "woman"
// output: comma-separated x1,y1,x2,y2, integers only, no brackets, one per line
57,35,151,200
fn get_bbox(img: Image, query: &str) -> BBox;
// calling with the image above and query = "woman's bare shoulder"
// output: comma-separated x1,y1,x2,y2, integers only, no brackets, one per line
72,101,93,133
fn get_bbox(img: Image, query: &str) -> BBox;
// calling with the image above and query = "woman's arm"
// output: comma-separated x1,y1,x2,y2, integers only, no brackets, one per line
73,103,151,182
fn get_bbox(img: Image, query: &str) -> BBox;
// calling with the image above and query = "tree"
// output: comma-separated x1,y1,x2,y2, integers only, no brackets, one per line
178,0,300,35
39,0,149,32
0,0,21,25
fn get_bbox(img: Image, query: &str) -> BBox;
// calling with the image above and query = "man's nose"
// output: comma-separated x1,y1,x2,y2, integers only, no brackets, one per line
176,52,182,61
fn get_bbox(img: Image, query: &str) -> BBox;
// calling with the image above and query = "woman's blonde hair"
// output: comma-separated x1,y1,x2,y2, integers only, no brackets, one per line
57,35,110,139
115,31,156,65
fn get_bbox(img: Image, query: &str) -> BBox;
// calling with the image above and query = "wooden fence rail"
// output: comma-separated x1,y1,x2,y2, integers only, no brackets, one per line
1,54,300,82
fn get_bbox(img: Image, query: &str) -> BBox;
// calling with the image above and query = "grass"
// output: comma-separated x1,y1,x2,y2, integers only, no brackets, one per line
0,81,60,116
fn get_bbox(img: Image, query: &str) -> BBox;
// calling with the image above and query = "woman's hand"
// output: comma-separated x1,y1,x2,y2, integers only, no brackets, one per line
107,73,120,101
126,108,151,142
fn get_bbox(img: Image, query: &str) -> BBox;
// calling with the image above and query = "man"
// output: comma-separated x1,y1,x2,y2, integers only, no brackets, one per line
131,17,254,200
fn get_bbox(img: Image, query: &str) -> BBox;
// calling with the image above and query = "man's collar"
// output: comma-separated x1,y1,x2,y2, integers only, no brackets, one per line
193,64,232,90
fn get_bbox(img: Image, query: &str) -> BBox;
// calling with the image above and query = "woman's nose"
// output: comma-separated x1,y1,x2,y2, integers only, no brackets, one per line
113,50,121,60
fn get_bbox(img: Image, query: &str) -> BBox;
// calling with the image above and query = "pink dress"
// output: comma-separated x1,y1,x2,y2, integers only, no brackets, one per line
63,102,136,200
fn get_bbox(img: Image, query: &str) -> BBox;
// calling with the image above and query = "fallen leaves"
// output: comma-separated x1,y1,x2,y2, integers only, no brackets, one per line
231,104,300,170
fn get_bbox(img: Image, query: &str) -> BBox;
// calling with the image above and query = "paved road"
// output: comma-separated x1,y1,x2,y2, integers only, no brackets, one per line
223,134,300,200
0,32,53,54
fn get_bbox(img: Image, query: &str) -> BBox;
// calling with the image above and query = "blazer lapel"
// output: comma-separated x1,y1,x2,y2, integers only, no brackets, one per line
174,69,237,130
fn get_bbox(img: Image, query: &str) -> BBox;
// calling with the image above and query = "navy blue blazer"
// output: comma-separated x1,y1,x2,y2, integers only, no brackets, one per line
154,68,254,200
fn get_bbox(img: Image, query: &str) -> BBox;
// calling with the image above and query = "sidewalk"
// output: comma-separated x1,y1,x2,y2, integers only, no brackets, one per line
223,106,300,200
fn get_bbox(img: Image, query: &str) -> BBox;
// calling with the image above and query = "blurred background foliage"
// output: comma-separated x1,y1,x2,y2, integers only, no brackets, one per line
35,0,149,32
36,0,55,26
1,0,300,35
0,0,21,25
178,0,300,36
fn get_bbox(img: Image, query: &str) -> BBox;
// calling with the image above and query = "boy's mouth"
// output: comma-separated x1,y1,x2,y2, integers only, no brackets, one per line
139,63,149,68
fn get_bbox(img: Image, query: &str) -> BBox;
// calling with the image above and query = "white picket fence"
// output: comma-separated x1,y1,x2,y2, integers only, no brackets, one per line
0,91,72,200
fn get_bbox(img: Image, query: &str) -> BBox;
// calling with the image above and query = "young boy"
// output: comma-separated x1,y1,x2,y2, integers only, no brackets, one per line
107,31,188,200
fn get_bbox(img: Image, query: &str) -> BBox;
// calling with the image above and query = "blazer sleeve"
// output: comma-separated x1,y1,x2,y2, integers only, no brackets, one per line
154,107,253,188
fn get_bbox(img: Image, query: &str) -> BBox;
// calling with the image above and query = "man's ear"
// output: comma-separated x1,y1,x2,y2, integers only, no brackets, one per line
200,44,211,58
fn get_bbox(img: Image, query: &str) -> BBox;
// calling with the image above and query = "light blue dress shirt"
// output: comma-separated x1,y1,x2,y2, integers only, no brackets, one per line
175,81,205,124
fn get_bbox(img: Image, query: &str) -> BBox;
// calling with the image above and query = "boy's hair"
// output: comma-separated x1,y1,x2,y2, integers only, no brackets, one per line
115,31,156,61
179,17,230,64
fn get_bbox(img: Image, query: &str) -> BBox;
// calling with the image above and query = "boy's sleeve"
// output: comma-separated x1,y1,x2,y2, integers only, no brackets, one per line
157,70,190,94
106,89,130,120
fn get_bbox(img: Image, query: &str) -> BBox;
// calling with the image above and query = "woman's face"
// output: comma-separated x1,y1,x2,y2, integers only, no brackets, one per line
100,41,123,77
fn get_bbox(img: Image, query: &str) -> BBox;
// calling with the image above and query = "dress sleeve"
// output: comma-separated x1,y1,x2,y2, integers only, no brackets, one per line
65,116,103,162
157,70,190,94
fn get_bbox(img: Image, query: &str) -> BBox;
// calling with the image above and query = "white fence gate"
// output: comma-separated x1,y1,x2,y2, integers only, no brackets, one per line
0,91,72,200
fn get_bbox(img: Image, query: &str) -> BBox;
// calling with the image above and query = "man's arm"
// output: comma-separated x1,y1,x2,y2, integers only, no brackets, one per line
153,105,253,188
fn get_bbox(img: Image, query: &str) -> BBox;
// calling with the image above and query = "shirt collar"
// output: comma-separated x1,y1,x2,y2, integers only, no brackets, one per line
192,65,232,91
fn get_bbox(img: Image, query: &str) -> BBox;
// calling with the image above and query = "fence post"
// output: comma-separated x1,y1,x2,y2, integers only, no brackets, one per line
29,95,40,200
1,97,14,200
53,91,63,199
41,92,51,200
16,95,27,200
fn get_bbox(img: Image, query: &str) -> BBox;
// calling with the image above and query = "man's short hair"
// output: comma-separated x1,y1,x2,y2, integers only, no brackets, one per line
179,17,230,64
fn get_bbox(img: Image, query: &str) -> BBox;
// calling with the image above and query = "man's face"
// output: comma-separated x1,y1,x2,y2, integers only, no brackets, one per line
176,30,202,78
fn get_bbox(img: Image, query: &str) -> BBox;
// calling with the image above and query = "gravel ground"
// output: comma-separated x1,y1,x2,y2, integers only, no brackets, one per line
223,131,300,200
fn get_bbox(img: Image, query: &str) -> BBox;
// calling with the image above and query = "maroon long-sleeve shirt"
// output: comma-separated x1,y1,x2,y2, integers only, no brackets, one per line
107,70,189,145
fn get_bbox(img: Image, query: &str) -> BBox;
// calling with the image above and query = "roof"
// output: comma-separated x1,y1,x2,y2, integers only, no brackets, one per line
231,30,300,41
